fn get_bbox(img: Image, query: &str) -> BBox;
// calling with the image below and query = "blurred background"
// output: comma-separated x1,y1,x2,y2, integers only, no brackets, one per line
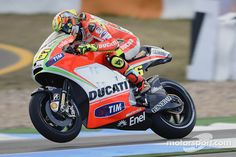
0,0,235,131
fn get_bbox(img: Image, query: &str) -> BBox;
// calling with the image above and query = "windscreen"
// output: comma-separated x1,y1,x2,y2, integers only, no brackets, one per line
37,32,68,53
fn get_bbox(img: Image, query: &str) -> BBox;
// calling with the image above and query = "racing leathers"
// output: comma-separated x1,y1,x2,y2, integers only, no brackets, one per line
58,11,149,93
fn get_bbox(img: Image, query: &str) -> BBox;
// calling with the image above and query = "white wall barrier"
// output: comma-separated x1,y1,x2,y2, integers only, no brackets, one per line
187,0,236,81
0,0,81,14
216,13,236,81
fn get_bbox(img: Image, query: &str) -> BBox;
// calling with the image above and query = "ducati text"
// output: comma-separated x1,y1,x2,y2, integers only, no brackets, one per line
89,81,129,101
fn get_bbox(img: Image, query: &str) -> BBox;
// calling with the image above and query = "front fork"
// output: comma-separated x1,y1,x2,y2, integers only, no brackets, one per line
60,79,69,112
47,80,68,113
31,79,76,117
49,79,76,117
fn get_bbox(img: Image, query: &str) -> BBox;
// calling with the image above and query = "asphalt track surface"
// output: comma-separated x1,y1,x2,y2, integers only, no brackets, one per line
0,43,33,76
0,50,18,69
0,129,236,155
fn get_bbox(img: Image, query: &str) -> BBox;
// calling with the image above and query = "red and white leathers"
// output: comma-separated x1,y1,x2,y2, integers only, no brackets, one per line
76,12,145,90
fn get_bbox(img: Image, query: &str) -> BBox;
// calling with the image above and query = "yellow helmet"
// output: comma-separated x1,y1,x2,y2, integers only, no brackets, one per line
52,9,79,33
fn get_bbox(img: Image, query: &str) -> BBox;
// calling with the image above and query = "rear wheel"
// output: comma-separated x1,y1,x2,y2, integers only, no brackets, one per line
150,78,196,139
29,92,82,143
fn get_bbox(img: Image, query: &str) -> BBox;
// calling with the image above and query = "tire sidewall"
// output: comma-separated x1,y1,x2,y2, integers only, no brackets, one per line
29,92,82,143
150,78,196,139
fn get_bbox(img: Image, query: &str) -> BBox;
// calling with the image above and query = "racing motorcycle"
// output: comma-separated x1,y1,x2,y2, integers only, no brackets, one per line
29,32,196,143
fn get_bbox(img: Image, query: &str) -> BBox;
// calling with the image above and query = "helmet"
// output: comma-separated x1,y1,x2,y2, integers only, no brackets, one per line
52,9,81,36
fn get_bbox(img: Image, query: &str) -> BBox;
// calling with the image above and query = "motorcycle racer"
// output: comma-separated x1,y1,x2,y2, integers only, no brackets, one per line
52,9,150,96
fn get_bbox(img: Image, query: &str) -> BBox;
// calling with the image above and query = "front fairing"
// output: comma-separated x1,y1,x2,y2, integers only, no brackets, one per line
32,32,105,88
32,32,71,78
32,32,126,97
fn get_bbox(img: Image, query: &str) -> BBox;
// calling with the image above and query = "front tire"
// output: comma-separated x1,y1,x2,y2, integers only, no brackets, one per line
29,92,82,143
150,78,196,139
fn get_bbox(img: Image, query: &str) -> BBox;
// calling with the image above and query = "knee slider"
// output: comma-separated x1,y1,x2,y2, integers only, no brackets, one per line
110,56,125,69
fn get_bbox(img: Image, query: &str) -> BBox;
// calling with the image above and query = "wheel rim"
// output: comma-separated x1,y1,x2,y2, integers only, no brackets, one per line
159,85,194,127
39,95,79,132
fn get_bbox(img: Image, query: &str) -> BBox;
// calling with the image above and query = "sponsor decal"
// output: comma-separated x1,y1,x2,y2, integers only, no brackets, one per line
151,48,169,57
120,39,134,50
95,102,125,118
100,31,112,39
117,120,127,127
129,112,145,126
58,38,74,49
151,86,164,94
151,95,172,113
100,31,107,38
95,27,103,34
98,40,118,49
126,108,143,117
89,81,129,101
46,53,64,67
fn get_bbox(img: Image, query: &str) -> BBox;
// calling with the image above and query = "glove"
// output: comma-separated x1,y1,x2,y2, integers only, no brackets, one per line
76,44,98,55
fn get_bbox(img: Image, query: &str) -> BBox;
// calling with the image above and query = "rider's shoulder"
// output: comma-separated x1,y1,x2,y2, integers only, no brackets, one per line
88,23,97,32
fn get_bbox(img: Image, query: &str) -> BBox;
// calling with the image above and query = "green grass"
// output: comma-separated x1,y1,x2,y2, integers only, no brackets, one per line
0,116,236,134
196,116,236,126
122,148,236,157
0,128,38,134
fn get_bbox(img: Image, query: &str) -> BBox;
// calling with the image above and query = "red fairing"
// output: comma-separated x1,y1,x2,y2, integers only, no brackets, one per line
45,35,147,128
87,91,145,128
57,35,76,49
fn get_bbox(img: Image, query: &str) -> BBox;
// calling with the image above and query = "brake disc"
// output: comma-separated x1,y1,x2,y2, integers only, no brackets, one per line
166,94,184,115
45,101,72,127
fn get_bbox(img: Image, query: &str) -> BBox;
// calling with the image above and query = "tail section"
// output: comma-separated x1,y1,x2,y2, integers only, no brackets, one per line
129,46,172,73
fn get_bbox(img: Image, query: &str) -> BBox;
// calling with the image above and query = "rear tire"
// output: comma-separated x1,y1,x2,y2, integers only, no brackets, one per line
150,78,196,139
29,92,82,143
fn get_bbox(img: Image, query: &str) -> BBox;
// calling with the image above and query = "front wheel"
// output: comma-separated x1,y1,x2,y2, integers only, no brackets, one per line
150,78,196,139
29,92,82,143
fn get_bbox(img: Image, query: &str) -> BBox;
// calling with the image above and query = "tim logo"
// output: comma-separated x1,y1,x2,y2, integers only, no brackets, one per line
46,53,64,67
95,102,125,118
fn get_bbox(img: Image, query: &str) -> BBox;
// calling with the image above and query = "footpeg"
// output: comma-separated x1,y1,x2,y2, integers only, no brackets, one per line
136,95,149,107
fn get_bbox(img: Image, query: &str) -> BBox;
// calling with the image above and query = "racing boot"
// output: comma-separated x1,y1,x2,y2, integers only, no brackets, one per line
125,68,150,94
125,68,151,106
